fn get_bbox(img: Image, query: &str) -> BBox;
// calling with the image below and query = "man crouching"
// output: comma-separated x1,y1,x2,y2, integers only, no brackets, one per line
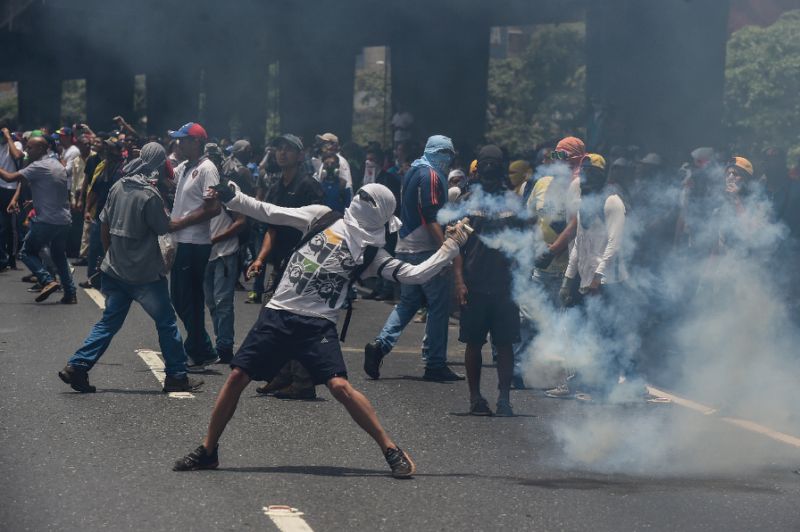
173,182,469,478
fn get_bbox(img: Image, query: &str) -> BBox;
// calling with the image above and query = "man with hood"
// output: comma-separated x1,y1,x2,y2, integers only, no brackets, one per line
57,143,203,394
364,135,464,382
453,146,526,416
173,182,470,478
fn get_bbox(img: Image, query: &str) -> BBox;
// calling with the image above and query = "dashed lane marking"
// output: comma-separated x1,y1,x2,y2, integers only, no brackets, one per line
647,385,800,449
263,506,314,532
83,287,105,309
136,349,194,399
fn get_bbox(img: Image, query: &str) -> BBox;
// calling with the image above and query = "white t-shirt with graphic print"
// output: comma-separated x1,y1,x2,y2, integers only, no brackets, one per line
225,194,460,323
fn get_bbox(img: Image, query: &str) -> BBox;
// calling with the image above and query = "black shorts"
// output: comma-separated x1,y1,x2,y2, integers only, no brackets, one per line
231,307,348,385
458,291,520,346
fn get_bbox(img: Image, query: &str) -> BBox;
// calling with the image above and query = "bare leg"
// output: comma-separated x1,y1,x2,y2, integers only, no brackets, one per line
465,343,483,401
203,367,251,450
327,377,394,453
495,344,514,403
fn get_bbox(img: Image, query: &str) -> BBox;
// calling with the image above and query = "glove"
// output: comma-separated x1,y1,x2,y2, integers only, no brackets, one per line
534,250,555,270
210,182,236,203
559,276,576,307
445,218,471,247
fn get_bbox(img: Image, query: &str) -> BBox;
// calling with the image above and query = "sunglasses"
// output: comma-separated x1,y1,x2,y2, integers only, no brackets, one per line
550,150,569,161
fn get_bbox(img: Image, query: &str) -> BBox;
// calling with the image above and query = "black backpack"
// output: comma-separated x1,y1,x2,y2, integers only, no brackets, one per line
272,210,379,341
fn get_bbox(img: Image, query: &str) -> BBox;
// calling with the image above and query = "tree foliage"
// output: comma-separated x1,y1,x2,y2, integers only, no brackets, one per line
725,10,800,163
486,23,586,155
352,63,390,147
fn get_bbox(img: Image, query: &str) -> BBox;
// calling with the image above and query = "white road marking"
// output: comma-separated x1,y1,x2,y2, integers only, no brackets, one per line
647,385,800,449
83,287,105,309
263,506,314,532
136,349,194,399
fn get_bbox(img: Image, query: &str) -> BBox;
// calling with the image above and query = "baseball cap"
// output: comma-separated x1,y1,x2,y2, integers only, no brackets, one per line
582,153,606,172
168,122,208,140
727,156,753,178
315,132,339,144
232,139,251,154
56,126,73,136
271,134,304,151
104,136,124,149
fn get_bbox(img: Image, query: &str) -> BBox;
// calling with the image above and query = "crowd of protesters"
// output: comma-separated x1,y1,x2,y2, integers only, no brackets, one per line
1,113,799,478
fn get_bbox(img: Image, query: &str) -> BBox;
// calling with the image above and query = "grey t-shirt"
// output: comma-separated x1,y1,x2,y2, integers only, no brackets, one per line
20,157,71,225
99,176,171,284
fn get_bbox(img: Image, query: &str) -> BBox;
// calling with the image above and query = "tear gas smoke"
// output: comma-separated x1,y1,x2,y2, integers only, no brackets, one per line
450,160,800,475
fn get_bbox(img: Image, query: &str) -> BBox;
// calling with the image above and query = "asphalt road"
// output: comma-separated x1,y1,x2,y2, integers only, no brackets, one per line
1,267,799,532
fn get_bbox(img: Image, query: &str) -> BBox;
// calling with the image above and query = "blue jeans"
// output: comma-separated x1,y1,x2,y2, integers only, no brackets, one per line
20,220,75,295
86,220,103,288
69,274,188,378
204,253,237,351
374,250,450,369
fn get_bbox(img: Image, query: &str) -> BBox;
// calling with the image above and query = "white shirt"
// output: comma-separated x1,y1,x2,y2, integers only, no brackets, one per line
171,158,220,245
226,193,460,323
566,193,628,288
0,141,22,190
313,153,352,188
209,208,239,260
61,144,80,182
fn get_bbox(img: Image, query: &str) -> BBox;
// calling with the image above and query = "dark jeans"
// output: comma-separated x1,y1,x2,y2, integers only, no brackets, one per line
20,220,75,295
170,242,215,361
0,188,17,268
69,274,188,378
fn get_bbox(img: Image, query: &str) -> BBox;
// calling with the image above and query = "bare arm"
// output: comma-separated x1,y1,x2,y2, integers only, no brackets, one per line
549,215,577,255
211,212,246,244
0,167,24,184
2,129,22,160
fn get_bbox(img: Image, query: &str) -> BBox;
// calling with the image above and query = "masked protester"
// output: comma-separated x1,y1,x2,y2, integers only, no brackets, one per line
508,159,533,198
174,181,470,478
364,135,465,382
548,154,639,402
453,145,526,416
58,143,203,393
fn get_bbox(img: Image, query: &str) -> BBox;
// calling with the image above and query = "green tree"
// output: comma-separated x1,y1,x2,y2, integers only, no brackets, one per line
724,10,800,164
352,62,390,147
486,23,586,155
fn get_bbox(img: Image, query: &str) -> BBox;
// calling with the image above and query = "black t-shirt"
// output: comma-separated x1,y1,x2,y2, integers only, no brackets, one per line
264,169,324,265
461,209,528,297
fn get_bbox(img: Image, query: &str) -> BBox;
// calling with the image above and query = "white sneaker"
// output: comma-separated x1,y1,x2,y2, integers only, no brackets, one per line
545,383,573,398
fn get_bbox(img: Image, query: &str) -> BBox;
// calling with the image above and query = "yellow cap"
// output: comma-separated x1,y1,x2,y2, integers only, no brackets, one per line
469,159,478,174
582,153,606,171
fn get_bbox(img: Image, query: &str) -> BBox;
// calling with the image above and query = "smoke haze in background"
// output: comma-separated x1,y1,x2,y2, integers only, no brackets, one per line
451,160,800,475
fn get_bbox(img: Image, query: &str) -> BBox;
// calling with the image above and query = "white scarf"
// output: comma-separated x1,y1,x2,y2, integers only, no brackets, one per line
341,183,401,263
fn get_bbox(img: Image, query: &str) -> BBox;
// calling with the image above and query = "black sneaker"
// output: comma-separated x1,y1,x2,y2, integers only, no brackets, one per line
163,375,204,393
384,446,416,479
363,341,385,379
58,365,96,393
21,274,37,283
173,444,219,471
60,292,77,304
216,347,234,364
469,397,493,416
27,282,43,292
495,400,515,417
423,366,465,382
71,258,88,266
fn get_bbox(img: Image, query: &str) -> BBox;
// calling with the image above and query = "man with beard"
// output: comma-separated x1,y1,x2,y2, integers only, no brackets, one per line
453,145,525,416
364,135,464,382
173,182,470,478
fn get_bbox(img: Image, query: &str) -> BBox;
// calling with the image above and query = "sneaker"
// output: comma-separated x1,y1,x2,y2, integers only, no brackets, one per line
469,397,493,416
21,274,37,283
244,291,262,304
27,282,43,292
78,280,94,289
173,444,219,471
71,258,88,266
58,365,96,393
216,347,234,364
35,281,60,302
545,383,574,399
384,446,416,479
60,292,77,304
186,355,219,373
423,366,465,382
273,385,317,400
511,375,527,389
413,309,427,323
495,400,515,417
163,375,204,393
363,341,385,379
